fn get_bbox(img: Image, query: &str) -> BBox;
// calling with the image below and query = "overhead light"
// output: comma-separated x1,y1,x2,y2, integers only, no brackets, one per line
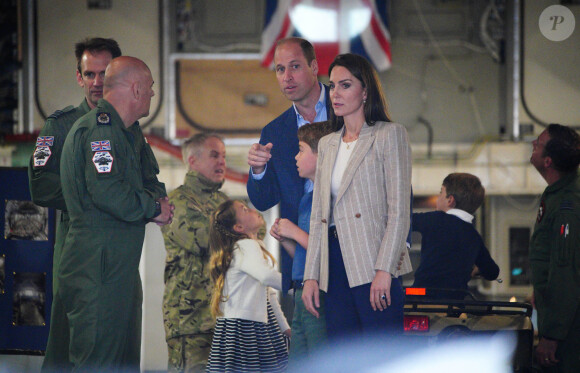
288,1,372,42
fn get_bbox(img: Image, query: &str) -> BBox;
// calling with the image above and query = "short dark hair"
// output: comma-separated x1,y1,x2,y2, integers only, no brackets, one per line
297,121,335,153
74,37,122,74
442,173,485,214
328,53,391,131
544,123,580,173
276,37,316,65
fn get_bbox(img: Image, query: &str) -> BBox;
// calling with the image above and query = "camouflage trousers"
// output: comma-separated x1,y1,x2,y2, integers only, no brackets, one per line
167,333,213,373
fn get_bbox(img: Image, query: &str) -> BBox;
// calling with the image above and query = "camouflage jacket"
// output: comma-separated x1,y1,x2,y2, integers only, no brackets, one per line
162,171,228,339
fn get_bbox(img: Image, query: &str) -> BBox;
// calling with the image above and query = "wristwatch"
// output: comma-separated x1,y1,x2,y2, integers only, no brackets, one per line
152,200,162,218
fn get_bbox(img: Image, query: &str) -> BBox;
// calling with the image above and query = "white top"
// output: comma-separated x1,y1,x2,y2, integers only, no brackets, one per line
330,138,358,225
218,239,290,332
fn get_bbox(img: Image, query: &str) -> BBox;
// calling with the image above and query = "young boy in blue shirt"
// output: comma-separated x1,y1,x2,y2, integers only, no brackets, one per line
412,173,500,294
269,121,334,367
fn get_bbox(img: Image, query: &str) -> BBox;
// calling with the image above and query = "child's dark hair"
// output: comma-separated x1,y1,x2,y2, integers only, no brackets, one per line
297,121,335,153
442,173,485,214
208,200,275,317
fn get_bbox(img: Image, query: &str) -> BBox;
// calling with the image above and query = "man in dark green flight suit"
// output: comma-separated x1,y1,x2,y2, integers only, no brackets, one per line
29,37,122,372
58,56,173,372
529,123,580,373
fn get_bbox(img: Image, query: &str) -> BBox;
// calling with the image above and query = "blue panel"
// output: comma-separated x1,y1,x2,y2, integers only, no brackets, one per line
0,167,55,353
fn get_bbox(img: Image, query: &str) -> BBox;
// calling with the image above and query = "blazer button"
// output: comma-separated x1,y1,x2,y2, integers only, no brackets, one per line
321,219,327,223
355,213,361,218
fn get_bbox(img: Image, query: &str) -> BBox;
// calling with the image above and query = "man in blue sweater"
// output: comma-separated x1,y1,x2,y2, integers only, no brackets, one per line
412,173,499,295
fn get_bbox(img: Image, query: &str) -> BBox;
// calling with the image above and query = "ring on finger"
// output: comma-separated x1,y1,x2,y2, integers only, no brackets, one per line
381,294,387,301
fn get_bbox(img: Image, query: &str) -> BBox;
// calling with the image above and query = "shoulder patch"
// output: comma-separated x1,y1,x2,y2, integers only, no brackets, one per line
47,105,75,119
33,146,52,167
97,112,111,125
92,151,114,173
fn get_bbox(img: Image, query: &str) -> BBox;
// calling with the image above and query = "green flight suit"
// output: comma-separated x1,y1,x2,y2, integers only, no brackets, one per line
161,171,228,372
29,99,91,291
530,170,580,373
29,100,90,372
57,99,165,372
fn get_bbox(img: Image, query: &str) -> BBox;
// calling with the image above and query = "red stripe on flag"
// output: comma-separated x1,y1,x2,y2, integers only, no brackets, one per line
262,13,293,68
311,0,340,75
314,43,340,76
369,14,391,61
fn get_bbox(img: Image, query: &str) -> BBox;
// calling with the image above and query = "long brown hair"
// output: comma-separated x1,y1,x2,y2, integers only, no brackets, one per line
208,200,276,317
328,53,391,130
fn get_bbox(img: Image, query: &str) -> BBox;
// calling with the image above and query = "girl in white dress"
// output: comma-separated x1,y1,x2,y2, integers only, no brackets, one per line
207,200,291,372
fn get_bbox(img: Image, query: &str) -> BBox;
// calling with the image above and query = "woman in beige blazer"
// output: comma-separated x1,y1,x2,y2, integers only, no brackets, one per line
302,53,412,339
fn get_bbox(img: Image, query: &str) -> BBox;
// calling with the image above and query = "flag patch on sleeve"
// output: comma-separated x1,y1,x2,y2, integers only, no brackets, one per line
91,140,111,151
36,136,54,146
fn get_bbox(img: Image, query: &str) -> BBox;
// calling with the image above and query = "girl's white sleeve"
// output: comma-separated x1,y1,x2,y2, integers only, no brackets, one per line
267,287,290,333
237,239,282,290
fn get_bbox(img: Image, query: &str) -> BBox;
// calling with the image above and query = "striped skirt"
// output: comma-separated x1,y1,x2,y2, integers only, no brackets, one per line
207,302,288,372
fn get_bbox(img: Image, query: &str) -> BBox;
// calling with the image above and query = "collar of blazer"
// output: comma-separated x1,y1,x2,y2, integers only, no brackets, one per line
327,122,378,205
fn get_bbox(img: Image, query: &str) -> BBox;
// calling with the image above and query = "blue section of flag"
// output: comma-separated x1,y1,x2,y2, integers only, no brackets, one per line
264,0,278,26
376,0,390,30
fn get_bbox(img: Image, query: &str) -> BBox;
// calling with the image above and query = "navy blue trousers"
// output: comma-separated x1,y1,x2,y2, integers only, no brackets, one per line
325,226,405,340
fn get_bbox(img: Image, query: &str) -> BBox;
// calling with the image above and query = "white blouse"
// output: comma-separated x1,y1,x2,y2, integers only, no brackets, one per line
330,138,358,225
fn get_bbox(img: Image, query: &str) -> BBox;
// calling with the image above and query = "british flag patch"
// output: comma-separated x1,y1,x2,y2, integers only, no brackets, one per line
91,140,111,152
36,136,54,146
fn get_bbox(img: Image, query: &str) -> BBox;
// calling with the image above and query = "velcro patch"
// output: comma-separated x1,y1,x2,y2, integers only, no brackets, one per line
91,140,111,152
92,151,114,173
33,146,52,167
97,112,111,125
36,136,54,147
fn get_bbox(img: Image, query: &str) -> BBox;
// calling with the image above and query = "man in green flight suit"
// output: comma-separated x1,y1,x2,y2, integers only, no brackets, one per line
162,133,228,372
529,123,580,373
30,38,121,291
58,56,173,372
29,37,123,372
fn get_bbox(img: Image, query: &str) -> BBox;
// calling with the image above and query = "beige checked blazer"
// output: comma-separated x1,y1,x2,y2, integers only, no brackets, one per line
304,121,413,292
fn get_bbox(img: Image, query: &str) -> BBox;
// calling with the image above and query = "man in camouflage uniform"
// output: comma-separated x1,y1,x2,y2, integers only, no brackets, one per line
162,133,228,372
529,123,580,372
28,38,124,372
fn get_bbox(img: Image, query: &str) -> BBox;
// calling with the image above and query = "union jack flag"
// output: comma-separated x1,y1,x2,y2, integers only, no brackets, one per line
91,140,111,152
36,136,54,146
261,0,392,75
